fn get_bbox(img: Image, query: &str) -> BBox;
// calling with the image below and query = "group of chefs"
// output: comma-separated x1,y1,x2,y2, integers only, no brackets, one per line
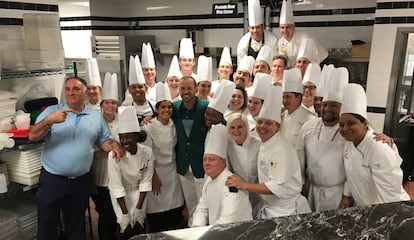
42,0,410,239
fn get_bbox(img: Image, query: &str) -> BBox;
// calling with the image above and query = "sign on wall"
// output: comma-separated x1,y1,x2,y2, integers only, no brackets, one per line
212,3,237,17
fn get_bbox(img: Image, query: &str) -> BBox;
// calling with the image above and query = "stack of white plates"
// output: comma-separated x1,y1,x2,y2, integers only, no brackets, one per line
0,143,43,185
0,209,22,240
0,194,36,240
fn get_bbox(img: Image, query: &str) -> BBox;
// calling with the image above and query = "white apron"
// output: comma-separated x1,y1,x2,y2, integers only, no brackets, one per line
146,161,184,213
142,119,184,214
306,120,345,212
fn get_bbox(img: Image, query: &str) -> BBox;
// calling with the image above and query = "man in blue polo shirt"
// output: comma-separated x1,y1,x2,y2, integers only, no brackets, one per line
29,77,123,240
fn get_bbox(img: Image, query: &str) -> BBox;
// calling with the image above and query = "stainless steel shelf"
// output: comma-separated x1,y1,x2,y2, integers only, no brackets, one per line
0,69,73,80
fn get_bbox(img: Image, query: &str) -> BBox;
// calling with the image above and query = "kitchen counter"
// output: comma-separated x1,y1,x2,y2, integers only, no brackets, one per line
131,200,414,240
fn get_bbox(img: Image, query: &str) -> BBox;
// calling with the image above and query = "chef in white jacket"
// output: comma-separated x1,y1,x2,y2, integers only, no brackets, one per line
227,85,310,219
278,0,327,68
226,112,262,217
141,42,157,103
211,46,233,96
85,58,102,111
339,84,410,207
280,68,316,149
108,106,154,237
141,83,185,232
237,0,278,63
192,124,252,226
179,38,197,79
296,66,348,212
91,72,119,239
246,72,272,138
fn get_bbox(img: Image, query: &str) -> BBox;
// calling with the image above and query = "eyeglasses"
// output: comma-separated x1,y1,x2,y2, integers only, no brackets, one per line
303,85,316,90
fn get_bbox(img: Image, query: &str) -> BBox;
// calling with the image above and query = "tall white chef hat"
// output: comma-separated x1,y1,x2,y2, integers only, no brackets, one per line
237,56,256,74
102,72,118,102
302,63,321,86
155,82,172,103
118,106,141,134
282,68,303,94
280,0,294,25
317,64,335,97
323,67,349,103
296,38,318,63
219,46,232,66
179,38,194,59
340,83,367,119
248,0,263,26
258,85,283,123
250,72,272,99
141,42,156,68
128,55,145,85
85,58,102,87
256,45,273,68
208,80,236,114
167,55,182,79
204,124,228,159
196,55,213,83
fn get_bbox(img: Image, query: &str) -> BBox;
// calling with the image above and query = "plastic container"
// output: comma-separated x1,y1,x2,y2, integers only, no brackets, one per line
15,114,30,130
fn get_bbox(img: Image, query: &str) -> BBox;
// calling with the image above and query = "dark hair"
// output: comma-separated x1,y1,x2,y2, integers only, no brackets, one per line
293,92,302,98
351,113,367,123
235,85,248,110
155,100,173,109
181,76,197,87
272,55,288,67
65,77,87,87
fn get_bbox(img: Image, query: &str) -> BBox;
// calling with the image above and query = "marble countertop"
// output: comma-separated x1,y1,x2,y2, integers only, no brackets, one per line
131,201,414,240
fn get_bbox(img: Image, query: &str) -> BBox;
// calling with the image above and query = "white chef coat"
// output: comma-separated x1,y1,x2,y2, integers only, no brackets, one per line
107,144,155,223
281,105,316,149
92,116,119,187
147,85,156,104
192,168,252,226
86,101,101,112
278,29,328,68
301,103,316,116
343,127,410,207
237,30,279,64
128,101,154,117
296,118,346,212
172,95,182,102
246,114,260,139
257,131,310,219
227,136,262,216
142,118,184,214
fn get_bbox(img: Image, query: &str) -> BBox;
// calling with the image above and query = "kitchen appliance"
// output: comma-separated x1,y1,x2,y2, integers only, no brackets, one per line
89,35,155,100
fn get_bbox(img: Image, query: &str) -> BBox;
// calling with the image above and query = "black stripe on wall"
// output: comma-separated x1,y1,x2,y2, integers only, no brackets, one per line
367,106,386,114
271,20,374,28
0,17,22,25
61,23,245,31
60,13,245,22
270,7,376,17
60,20,375,31
0,1,58,12
377,1,414,9
375,17,414,24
